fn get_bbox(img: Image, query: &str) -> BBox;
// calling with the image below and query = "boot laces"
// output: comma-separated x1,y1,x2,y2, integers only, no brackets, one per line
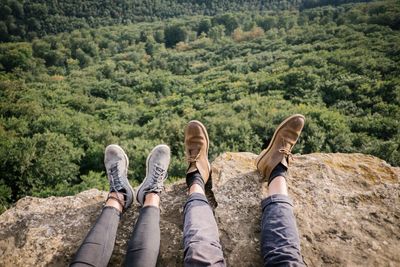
279,148,294,163
186,153,200,163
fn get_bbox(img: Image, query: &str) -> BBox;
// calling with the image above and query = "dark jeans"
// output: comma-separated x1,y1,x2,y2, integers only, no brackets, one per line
71,194,303,267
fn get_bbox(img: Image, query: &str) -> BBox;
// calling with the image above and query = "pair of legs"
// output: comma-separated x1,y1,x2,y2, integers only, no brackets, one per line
68,192,160,267
69,137,224,267
124,182,226,266
69,179,224,267
71,115,305,266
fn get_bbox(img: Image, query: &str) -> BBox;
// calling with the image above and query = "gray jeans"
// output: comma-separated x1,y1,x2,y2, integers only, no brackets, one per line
71,194,304,267
183,193,225,266
261,194,305,267
183,193,305,267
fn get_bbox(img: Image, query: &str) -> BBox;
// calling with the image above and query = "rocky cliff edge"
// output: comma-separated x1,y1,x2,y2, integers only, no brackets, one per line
0,153,399,266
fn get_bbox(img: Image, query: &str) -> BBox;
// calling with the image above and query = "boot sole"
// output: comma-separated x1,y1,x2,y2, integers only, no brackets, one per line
135,144,170,204
188,120,211,173
256,114,305,173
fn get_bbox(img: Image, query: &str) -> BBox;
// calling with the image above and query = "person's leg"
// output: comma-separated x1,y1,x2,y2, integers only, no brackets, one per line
183,120,225,266
124,144,171,267
183,181,225,266
70,193,123,267
124,194,160,267
256,114,306,267
261,176,304,266
71,144,134,267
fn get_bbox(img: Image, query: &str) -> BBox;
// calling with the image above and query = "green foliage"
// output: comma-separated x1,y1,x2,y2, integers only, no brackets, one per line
256,16,277,31
164,25,188,48
0,180,12,213
33,171,111,198
0,131,83,202
0,0,343,42
0,0,399,211
212,13,239,34
208,25,226,41
0,43,34,71
197,19,212,36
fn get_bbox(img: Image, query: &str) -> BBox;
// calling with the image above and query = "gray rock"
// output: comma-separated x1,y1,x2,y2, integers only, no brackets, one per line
0,152,399,266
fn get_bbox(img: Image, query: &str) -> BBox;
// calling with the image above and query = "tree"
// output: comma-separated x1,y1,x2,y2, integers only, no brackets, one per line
154,29,164,43
145,36,156,56
9,0,24,18
212,13,239,34
164,25,188,48
208,25,225,41
27,18,41,32
0,43,33,71
75,48,92,68
0,5,12,18
197,18,211,36
256,16,277,31
0,21,8,42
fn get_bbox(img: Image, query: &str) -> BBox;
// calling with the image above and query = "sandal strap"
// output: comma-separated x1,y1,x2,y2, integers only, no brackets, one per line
106,193,126,212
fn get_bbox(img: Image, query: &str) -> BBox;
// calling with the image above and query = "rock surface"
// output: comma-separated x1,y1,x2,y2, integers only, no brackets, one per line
0,152,399,266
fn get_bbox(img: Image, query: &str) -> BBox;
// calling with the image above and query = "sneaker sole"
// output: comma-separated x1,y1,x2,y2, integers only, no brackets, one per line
187,120,211,173
135,144,170,204
256,114,305,171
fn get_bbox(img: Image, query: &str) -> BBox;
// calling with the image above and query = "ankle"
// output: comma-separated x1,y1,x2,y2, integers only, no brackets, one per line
267,176,288,197
189,183,205,195
268,163,287,185
143,192,160,208
105,192,124,213
186,171,205,191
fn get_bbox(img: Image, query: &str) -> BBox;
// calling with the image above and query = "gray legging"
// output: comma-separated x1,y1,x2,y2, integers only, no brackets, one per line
70,194,304,267
124,206,160,266
70,206,160,267
70,206,120,267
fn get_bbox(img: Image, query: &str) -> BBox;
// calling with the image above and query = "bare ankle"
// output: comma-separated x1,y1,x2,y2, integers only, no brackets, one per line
189,183,205,195
105,192,124,213
143,193,160,208
266,176,288,197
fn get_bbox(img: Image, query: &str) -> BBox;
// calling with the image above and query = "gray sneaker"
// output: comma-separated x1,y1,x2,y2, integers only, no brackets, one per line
136,144,171,206
104,144,134,210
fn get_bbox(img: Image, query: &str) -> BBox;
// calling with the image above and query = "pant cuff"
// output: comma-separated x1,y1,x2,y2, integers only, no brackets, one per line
184,193,209,209
261,194,293,211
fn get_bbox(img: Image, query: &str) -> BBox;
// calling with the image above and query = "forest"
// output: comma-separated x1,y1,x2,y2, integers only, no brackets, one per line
0,0,399,212
0,0,376,42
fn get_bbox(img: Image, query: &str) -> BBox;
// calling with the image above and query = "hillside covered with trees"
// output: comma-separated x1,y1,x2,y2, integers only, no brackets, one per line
0,0,399,212
0,0,382,42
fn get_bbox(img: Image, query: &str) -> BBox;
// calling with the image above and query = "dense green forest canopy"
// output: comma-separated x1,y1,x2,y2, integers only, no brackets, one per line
0,0,399,212
0,0,377,42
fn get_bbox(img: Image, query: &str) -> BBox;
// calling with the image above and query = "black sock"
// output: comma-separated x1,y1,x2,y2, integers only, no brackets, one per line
186,171,205,191
268,163,287,185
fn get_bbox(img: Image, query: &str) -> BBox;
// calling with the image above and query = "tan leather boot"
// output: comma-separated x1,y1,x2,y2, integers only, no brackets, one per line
184,120,211,183
256,114,305,181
